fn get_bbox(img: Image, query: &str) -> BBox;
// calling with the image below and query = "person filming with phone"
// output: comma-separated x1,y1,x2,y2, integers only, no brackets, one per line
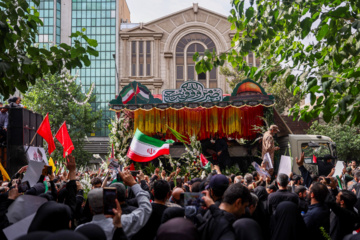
76,169,152,240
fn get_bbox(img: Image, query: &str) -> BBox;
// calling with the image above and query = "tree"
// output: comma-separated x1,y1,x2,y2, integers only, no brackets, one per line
0,0,98,98
195,0,360,124
22,73,102,166
307,121,360,161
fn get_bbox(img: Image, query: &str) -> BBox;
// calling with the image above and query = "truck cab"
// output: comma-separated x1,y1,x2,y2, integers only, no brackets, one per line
288,134,337,175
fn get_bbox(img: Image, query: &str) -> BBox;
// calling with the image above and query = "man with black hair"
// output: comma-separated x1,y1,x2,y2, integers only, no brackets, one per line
303,182,330,240
91,177,102,189
109,182,136,214
268,173,299,214
132,180,170,240
199,183,251,240
295,185,308,213
266,184,277,195
327,187,359,240
209,174,229,207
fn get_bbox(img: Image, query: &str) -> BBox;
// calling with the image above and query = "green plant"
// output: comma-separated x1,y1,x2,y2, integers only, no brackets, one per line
195,0,360,125
307,120,360,161
23,72,102,166
0,0,99,98
320,227,331,240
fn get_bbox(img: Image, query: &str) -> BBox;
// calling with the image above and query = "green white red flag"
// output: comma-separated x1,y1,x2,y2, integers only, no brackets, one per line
200,154,211,172
127,129,171,162
121,85,139,104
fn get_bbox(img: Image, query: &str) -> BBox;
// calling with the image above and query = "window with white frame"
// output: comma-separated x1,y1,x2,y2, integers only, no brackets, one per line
176,33,217,88
131,40,152,77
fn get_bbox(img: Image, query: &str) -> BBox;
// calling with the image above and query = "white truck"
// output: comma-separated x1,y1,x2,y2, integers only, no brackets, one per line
288,134,337,175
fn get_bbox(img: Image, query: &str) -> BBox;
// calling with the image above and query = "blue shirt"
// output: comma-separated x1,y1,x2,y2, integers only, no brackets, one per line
0,111,8,129
303,203,330,240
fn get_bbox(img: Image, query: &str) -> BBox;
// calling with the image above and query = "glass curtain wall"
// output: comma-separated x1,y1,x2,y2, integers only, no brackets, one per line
29,0,59,49
72,0,116,137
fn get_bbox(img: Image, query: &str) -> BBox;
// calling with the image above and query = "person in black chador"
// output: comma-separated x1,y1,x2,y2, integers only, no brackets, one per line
214,133,231,170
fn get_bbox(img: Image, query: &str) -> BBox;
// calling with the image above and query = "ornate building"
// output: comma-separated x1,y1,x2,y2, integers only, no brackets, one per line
117,3,250,94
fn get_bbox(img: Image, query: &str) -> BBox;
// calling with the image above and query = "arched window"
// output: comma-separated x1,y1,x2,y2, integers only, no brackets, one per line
176,33,217,88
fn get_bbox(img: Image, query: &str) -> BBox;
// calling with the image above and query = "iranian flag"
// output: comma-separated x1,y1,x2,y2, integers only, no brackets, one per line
121,85,139,104
200,154,211,172
127,129,170,162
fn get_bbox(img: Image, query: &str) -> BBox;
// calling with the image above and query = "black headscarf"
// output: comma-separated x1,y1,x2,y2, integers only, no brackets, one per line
28,201,71,233
252,186,271,240
233,218,264,240
75,224,106,240
271,201,308,240
157,217,198,240
254,186,268,202
161,207,185,224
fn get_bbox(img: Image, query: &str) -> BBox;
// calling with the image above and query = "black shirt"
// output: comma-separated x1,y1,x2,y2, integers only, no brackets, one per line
132,203,167,240
268,189,299,214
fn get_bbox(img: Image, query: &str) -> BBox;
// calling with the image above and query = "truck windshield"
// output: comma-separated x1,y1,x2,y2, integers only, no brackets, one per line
301,142,331,160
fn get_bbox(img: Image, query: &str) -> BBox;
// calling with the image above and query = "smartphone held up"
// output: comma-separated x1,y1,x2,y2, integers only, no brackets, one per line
103,187,117,215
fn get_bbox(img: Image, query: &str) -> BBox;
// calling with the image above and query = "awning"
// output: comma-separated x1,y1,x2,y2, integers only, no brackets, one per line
109,79,274,141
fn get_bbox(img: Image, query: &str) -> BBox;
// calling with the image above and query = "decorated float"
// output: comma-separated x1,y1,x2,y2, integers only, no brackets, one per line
108,79,275,174
109,79,274,142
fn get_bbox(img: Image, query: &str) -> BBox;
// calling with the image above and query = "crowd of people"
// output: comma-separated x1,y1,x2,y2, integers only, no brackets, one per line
0,151,360,240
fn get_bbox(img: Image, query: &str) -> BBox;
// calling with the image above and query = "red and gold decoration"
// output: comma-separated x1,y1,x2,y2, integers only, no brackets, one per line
109,79,274,141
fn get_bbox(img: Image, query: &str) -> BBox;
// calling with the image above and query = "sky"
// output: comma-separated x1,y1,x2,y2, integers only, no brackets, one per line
126,0,233,23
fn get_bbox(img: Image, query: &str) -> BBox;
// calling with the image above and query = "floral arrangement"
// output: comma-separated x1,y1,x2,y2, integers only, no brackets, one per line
179,135,207,179
108,112,133,166
78,171,92,200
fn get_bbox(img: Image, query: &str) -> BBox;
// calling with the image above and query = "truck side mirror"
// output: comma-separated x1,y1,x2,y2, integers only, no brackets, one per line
330,142,337,158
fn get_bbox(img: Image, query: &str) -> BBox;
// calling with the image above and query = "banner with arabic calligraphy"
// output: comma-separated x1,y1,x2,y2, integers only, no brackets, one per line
162,81,223,103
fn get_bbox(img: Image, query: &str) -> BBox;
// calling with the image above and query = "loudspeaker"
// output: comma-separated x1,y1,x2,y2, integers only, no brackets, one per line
7,108,43,147
4,109,44,177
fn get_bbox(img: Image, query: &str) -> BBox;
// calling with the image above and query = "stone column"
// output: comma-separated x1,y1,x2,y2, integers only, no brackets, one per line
120,35,129,86
153,34,163,94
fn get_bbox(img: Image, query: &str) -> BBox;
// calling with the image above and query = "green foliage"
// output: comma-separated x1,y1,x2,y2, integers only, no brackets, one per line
196,0,360,124
222,165,242,176
142,162,157,177
307,120,360,161
320,226,331,240
22,73,102,166
0,0,98,98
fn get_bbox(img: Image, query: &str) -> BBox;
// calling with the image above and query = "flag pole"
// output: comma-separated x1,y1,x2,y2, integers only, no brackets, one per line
25,132,38,154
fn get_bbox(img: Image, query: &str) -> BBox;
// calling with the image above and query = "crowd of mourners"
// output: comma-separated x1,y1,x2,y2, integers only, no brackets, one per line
1,153,360,240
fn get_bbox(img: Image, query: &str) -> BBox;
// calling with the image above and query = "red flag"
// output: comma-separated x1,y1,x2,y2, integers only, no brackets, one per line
37,113,56,155
135,84,140,95
312,155,317,164
111,144,114,158
55,121,74,158
130,163,135,171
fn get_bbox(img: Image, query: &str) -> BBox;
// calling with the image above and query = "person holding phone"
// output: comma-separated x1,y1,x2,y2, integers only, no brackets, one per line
76,170,152,240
